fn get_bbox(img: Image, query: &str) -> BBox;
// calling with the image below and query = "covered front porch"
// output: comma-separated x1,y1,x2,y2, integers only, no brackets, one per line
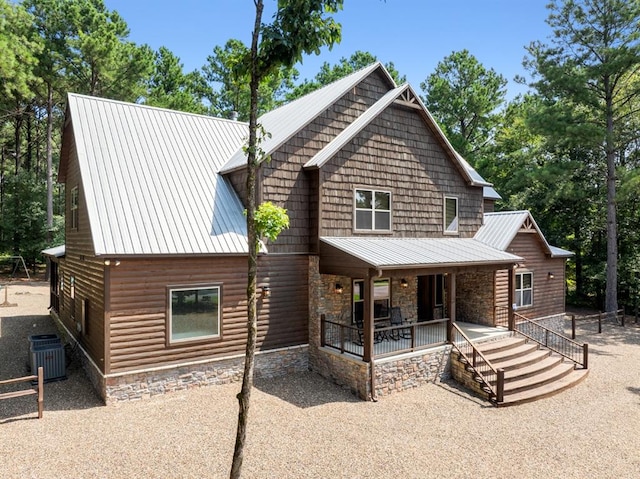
310,236,522,400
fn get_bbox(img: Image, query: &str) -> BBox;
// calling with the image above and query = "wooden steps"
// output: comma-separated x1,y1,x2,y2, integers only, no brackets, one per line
457,336,588,407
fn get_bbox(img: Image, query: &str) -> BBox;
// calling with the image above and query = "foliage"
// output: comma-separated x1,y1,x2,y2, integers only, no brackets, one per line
252,201,289,243
524,0,640,312
420,49,507,164
202,39,297,120
287,50,406,100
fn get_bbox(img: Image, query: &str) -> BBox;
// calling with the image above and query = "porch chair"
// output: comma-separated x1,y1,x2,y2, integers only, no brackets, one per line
354,317,383,345
389,307,411,340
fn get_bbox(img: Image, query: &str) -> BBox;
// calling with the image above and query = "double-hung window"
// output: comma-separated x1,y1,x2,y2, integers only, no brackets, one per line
515,272,533,308
355,189,391,231
168,285,221,344
444,196,458,233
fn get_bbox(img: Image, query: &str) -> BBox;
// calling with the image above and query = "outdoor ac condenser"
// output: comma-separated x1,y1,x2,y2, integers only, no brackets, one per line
30,343,66,382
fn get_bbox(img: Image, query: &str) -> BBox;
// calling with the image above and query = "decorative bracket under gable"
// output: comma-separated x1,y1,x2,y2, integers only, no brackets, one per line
520,216,536,233
394,89,421,110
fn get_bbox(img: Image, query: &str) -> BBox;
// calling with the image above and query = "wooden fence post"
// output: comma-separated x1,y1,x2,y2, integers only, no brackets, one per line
571,314,576,340
37,367,44,419
598,312,602,334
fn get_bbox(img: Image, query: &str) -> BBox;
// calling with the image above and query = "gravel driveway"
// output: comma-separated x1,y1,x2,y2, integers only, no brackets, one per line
1,283,639,479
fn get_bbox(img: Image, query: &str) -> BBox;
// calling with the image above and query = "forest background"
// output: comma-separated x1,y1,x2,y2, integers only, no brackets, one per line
1,0,639,311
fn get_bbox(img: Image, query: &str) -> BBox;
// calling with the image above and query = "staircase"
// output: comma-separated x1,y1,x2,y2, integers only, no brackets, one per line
463,336,589,407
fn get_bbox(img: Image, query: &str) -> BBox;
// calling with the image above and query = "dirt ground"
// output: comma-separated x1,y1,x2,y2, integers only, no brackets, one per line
1,282,639,479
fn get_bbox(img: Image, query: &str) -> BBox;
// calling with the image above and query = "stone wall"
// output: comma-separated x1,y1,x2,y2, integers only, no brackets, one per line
373,346,451,397
104,346,308,404
450,352,491,401
456,271,495,326
313,349,370,399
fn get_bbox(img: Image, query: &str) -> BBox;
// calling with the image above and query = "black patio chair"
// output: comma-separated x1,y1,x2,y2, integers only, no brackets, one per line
389,307,411,340
354,316,383,345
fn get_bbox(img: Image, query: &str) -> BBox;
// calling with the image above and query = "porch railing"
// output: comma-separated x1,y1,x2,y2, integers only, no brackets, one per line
321,317,449,359
514,312,588,368
450,323,504,404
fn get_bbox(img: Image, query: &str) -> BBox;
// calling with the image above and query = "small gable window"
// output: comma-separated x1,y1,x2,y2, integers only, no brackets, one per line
355,189,391,231
70,186,79,230
444,196,458,234
515,272,533,308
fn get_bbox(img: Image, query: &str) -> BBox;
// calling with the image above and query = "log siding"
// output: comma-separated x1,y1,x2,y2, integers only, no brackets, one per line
106,255,309,373
59,139,106,372
495,232,566,319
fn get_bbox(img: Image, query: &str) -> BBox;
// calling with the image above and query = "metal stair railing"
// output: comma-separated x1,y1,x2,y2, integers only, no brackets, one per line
450,323,504,404
514,312,588,369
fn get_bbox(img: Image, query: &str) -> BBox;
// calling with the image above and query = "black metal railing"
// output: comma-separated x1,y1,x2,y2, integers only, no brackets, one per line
450,323,503,403
514,312,588,368
321,317,449,359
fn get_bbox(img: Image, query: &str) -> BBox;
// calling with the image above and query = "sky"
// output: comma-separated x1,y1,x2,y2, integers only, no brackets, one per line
103,0,555,101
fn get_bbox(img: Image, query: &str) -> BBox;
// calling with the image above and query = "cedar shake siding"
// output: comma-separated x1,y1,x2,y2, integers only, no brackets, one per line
319,103,483,238
258,70,394,254
495,232,566,319
60,138,106,371
106,255,308,374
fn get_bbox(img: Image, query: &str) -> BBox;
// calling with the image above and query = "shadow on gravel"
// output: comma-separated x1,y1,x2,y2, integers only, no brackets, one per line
0,314,103,423
254,371,360,408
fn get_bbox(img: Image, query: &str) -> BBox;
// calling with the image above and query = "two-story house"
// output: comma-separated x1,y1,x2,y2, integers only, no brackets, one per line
45,63,576,404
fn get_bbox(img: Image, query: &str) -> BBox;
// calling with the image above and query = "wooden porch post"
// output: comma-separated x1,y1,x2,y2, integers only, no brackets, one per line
447,273,456,343
508,265,515,331
362,273,374,362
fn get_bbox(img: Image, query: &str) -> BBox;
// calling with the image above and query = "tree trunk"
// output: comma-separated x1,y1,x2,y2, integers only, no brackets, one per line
230,2,263,478
604,83,618,315
46,84,54,243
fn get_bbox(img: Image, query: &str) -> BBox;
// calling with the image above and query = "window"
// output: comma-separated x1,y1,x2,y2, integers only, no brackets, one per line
168,285,221,343
352,278,391,322
70,186,79,229
444,196,458,233
515,272,533,308
355,189,391,231
373,279,390,319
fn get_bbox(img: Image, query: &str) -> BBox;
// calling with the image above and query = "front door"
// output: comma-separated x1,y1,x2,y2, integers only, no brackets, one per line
417,274,445,321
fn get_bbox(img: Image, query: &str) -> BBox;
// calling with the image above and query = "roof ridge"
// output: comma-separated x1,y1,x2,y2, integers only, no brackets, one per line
67,92,248,125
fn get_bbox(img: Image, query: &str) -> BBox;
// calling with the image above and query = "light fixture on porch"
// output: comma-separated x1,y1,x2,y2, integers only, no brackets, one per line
400,278,408,288
334,283,344,294
548,272,555,280
261,286,271,298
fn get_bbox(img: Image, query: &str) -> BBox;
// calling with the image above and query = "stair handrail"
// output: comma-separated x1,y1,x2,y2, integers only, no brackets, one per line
513,312,588,369
450,323,505,404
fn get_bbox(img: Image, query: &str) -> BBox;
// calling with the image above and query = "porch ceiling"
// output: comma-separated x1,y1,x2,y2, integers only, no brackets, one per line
319,237,522,275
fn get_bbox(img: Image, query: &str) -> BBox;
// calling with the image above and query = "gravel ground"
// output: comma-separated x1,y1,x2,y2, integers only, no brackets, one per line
1,283,639,479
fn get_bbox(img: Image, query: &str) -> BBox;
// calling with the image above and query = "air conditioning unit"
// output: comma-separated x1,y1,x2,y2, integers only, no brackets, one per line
30,343,66,382
29,334,61,349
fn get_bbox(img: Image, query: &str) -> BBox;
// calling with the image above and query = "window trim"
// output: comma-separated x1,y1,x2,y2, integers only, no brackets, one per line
166,283,222,346
353,187,392,233
70,186,79,230
443,195,458,234
515,272,533,309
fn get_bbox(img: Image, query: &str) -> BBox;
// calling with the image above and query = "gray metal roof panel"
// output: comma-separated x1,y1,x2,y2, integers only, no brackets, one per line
320,237,521,270
549,245,574,258
474,211,530,251
68,93,252,256
42,245,66,258
219,62,391,173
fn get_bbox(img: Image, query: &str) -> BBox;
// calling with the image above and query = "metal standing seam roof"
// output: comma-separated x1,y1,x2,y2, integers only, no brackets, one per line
42,245,66,258
474,210,574,258
219,62,393,174
320,237,521,270
67,93,252,256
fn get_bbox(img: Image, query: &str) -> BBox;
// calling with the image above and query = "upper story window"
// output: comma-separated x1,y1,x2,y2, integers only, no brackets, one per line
515,272,533,308
444,196,458,234
355,189,391,231
168,285,221,344
70,186,79,230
